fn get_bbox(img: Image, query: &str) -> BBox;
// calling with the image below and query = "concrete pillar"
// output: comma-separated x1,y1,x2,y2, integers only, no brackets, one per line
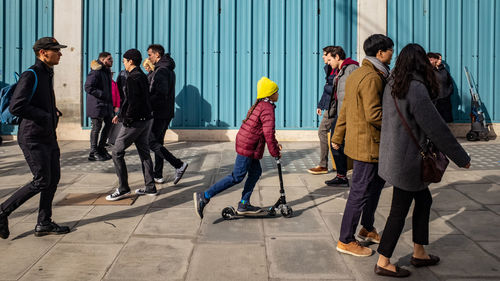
53,0,86,139
357,0,387,61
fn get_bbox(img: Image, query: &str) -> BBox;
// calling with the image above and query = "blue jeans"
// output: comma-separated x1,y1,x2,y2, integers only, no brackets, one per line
205,154,262,202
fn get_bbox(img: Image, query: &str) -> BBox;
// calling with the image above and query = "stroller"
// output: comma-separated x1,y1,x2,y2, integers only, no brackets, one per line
464,67,490,141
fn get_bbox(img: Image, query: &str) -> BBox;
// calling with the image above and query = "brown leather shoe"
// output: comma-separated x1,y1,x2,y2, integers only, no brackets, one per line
336,240,373,257
358,227,381,243
307,166,328,175
410,254,440,267
374,264,411,278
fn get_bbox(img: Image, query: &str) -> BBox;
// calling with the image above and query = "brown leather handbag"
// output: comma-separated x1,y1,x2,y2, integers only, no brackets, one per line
393,96,449,183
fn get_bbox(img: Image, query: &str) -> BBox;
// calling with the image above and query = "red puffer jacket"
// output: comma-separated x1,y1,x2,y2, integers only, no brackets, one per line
236,100,280,159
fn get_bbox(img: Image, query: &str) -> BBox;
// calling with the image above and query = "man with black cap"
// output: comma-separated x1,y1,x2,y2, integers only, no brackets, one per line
106,49,157,201
0,37,70,239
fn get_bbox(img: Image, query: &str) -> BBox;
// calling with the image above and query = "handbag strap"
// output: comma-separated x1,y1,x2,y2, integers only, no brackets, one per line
392,95,422,151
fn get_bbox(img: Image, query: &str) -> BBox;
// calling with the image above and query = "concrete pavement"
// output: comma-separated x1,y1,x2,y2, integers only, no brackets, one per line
0,140,499,281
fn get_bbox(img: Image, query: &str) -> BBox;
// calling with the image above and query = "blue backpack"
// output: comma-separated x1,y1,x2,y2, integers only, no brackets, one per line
0,69,38,125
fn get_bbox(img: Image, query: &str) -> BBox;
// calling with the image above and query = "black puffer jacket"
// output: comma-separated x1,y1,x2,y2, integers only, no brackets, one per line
434,64,454,122
118,67,152,125
10,59,60,140
149,54,176,119
84,60,113,118
317,64,333,110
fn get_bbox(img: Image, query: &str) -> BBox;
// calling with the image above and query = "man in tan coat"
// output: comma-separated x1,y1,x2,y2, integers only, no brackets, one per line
331,34,394,257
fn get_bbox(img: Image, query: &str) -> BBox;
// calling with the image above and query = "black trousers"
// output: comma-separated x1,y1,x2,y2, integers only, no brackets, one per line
0,138,60,224
377,187,432,258
148,118,182,178
330,117,348,176
90,117,112,153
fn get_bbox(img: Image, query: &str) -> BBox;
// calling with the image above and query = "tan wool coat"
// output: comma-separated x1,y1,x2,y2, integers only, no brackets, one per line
331,59,386,163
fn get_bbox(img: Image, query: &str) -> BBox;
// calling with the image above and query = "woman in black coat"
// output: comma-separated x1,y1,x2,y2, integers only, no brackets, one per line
374,44,471,278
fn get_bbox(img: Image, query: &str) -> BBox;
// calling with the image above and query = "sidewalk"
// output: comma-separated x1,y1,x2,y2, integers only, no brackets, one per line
0,140,499,281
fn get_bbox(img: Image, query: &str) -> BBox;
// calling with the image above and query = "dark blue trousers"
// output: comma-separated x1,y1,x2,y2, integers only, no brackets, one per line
205,154,262,202
330,117,348,176
339,160,385,244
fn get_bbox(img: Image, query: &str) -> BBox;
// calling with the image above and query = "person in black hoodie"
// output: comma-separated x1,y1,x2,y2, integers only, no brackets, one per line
0,37,70,239
427,52,454,122
146,44,188,185
84,52,114,161
106,49,157,201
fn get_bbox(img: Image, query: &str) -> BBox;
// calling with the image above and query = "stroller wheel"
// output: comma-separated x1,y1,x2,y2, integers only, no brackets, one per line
268,207,276,216
281,206,293,218
466,131,479,141
222,207,236,220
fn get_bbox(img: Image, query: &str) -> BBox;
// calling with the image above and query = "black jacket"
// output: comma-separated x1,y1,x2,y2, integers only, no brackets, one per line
10,59,59,140
317,64,333,110
119,67,152,125
149,54,176,119
84,60,113,118
434,64,454,122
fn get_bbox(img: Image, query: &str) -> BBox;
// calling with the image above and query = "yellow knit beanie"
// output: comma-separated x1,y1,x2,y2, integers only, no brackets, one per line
257,76,279,99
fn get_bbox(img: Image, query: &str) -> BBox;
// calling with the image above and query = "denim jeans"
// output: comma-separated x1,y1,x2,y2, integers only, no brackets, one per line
205,154,262,202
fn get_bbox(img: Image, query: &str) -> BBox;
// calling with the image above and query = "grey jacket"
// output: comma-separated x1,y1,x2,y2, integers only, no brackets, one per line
328,62,359,118
379,78,470,191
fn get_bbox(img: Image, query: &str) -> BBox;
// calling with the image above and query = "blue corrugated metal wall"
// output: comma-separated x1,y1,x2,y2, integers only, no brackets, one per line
388,0,500,123
82,0,358,129
0,0,53,135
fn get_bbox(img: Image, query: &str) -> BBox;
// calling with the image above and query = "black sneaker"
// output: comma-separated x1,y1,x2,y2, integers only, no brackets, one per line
135,188,158,196
325,176,349,187
88,153,96,161
173,162,188,185
237,202,263,214
35,221,70,237
105,189,131,201
99,148,112,160
95,152,108,161
193,192,209,219
0,213,9,239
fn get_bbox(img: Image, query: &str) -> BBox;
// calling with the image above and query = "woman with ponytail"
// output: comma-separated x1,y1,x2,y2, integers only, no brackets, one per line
193,77,281,219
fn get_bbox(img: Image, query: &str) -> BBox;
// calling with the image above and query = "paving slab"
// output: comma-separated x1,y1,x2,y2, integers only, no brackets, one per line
454,183,500,205
486,204,500,215
67,173,117,188
135,207,200,237
419,234,500,279
104,237,193,281
19,243,122,281
0,223,59,280
260,186,316,211
478,241,500,259
0,174,31,189
441,210,500,241
263,208,329,236
186,243,267,281
266,237,352,280
83,204,149,218
198,212,263,243
431,188,484,211
299,173,340,191
21,205,93,229
310,189,349,213
258,173,306,187
60,215,142,244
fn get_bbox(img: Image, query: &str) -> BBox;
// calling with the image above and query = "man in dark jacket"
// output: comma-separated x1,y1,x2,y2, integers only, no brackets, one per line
308,46,335,175
428,52,454,122
106,49,157,201
84,52,114,161
0,37,70,239
147,44,188,185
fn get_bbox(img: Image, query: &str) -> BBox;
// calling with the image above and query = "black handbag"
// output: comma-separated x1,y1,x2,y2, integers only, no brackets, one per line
393,96,449,183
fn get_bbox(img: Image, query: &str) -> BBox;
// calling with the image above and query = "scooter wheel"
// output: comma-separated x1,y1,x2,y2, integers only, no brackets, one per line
268,207,276,217
222,207,236,220
281,206,293,218
466,131,479,141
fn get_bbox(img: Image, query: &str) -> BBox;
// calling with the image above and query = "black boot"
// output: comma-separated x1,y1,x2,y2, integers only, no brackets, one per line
35,221,70,237
0,212,9,239
325,176,349,187
88,152,96,161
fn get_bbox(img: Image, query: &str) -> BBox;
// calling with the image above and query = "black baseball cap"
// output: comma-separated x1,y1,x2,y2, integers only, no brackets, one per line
33,37,67,51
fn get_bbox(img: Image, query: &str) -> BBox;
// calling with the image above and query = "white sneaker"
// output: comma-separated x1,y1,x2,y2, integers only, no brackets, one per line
173,162,188,185
105,189,131,201
154,178,165,184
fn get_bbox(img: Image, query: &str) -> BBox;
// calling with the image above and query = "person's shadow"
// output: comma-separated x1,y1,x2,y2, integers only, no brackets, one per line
172,85,230,140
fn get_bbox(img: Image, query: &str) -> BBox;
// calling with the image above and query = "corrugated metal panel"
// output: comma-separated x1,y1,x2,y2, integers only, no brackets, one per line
387,0,499,122
82,0,358,129
0,0,53,134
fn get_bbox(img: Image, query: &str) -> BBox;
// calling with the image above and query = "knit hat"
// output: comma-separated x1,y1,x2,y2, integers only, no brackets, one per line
123,49,142,66
257,77,279,99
